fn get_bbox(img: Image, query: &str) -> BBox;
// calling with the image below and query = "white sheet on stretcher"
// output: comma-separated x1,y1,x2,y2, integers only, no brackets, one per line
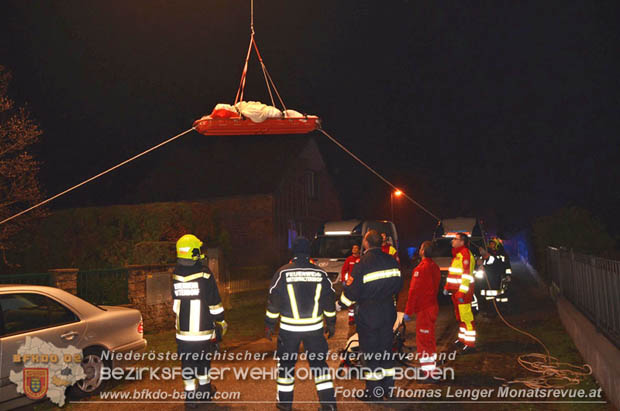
214,101,304,123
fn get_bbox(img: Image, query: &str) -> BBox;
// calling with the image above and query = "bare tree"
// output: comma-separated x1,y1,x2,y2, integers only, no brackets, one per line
0,65,45,266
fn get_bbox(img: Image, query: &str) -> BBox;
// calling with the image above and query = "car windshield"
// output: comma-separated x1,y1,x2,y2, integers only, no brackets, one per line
311,236,362,259
433,237,483,258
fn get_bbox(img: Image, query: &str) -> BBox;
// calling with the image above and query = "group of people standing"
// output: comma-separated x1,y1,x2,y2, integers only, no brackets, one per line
169,229,509,410
264,230,404,409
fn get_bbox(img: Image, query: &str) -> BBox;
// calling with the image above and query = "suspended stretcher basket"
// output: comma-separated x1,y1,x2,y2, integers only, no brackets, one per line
193,113,320,136
193,0,320,136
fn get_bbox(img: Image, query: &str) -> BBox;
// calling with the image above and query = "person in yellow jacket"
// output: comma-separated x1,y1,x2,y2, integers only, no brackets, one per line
443,233,477,353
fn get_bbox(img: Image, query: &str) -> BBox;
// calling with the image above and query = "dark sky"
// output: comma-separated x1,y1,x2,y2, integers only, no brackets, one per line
1,0,618,239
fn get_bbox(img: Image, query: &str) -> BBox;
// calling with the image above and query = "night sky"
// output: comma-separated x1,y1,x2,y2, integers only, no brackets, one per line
1,1,618,241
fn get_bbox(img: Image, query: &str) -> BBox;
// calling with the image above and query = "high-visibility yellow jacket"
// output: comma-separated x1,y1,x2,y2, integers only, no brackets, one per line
444,246,475,297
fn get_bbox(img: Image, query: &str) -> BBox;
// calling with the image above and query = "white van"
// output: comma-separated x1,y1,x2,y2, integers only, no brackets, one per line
431,218,488,303
311,220,398,284
431,217,487,272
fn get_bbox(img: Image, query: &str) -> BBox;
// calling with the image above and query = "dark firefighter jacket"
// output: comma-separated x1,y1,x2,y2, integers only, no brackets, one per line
172,261,225,341
340,247,402,327
265,257,337,332
483,250,512,290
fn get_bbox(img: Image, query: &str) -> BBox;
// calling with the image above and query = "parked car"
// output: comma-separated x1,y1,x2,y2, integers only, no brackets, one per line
0,285,146,409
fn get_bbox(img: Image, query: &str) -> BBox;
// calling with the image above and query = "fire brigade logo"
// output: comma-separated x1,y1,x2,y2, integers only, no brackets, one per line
10,337,86,406
23,368,48,400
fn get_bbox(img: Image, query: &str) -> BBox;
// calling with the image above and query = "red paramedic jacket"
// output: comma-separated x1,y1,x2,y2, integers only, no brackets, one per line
382,244,400,264
341,254,360,283
405,257,441,315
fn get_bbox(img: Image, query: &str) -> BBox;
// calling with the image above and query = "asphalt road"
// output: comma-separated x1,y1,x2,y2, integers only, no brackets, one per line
197,275,461,411
69,261,610,411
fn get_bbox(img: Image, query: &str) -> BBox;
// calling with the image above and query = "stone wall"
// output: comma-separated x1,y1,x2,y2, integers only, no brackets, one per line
48,268,78,295
126,264,176,331
552,291,620,409
125,248,228,331
49,251,228,332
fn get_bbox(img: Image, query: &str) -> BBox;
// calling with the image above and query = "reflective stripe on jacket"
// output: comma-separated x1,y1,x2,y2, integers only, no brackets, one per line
172,261,224,341
444,246,475,294
265,257,336,332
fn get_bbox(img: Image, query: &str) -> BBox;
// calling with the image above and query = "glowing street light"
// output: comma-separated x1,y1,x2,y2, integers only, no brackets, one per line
391,189,404,222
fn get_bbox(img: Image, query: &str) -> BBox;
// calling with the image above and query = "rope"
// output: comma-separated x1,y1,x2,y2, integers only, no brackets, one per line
317,127,440,222
234,36,254,105
251,36,276,108
481,264,593,389
262,62,288,113
234,0,288,111
0,127,196,227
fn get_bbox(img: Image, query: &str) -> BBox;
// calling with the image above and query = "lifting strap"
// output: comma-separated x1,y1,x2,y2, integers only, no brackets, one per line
234,0,287,112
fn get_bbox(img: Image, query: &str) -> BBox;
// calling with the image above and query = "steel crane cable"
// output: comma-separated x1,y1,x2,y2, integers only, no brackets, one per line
317,127,441,222
234,0,287,112
0,127,196,227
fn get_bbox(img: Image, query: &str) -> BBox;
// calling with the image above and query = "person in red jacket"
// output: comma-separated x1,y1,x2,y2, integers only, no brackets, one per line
403,241,441,376
381,232,400,264
341,244,361,325
341,244,361,284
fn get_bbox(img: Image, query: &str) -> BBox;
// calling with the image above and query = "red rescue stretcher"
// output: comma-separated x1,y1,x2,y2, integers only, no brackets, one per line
193,112,320,136
193,1,321,137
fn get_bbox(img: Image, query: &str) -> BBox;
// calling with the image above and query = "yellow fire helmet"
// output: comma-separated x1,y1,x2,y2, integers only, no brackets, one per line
490,237,503,249
176,234,205,260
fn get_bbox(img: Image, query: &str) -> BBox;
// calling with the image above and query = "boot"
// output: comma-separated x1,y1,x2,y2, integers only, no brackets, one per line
198,383,216,402
184,390,198,409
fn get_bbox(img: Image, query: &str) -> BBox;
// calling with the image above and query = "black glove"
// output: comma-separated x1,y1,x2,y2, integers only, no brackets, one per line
325,323,335,339
265,325,275,340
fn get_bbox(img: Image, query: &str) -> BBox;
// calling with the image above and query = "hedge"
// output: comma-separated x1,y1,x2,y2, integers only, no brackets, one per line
6,202,231,272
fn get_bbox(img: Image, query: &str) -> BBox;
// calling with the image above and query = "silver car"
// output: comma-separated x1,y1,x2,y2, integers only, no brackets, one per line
0,285,147,409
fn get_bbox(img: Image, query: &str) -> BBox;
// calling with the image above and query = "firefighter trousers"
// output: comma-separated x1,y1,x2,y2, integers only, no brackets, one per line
276,329,335,406
357,319,395,398
176,339,214,400
451,295,476,347
415,305,438,373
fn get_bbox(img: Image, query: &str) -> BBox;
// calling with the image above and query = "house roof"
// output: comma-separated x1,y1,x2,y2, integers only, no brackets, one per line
134,134,316,201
